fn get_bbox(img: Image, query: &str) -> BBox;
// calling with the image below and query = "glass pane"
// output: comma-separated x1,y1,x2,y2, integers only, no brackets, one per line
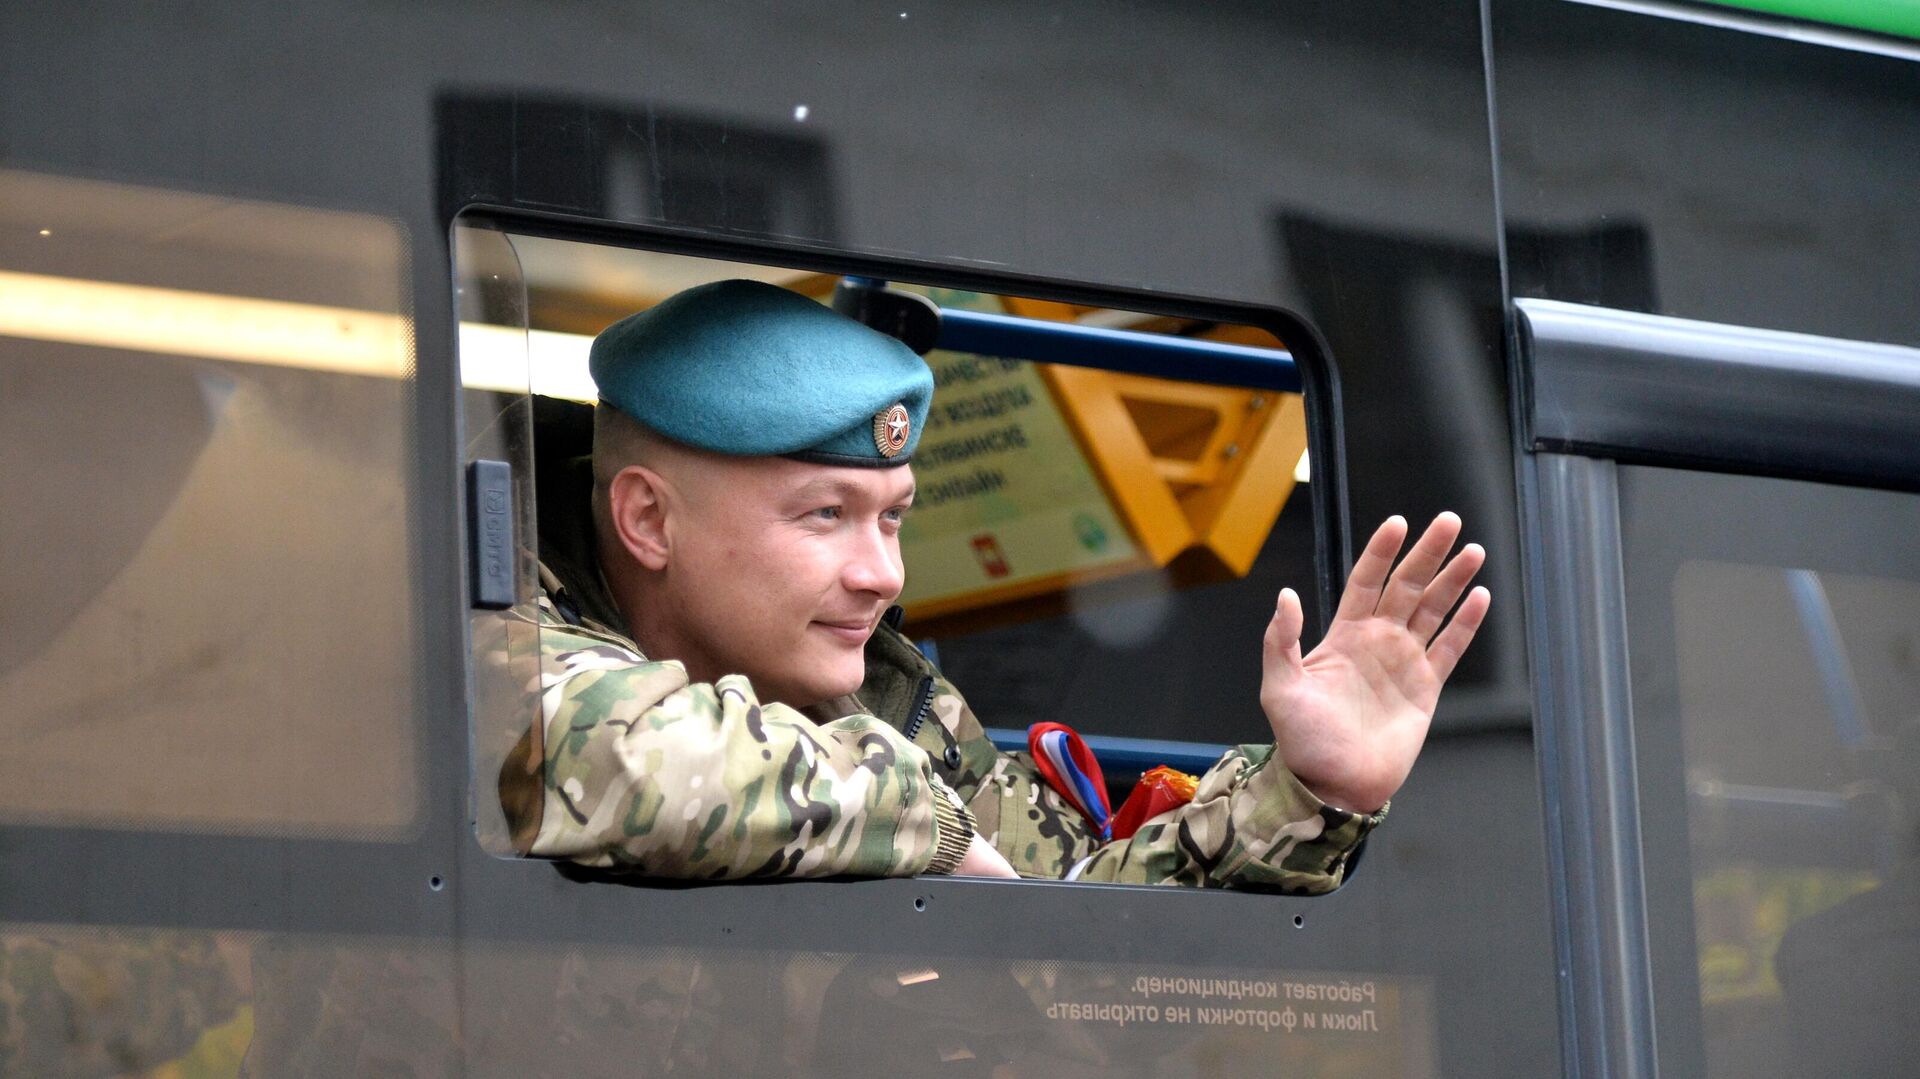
1621,467,1920,1077
0,918,1437,1076
454,225,542,857
0,169,420,839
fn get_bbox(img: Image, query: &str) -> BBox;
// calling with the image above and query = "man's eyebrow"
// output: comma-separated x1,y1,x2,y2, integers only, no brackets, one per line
785,476,916,504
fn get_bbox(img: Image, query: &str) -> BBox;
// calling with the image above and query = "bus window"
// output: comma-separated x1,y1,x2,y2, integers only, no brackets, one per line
457,234,1416,895
1619,466,1920,1077
0,168,423,840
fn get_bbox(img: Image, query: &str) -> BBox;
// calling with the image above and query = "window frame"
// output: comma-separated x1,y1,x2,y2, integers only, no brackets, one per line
449,209,1358,877
1515,299,1920,1079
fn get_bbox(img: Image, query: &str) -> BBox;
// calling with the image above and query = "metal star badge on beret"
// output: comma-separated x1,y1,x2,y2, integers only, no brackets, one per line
873,403,910,458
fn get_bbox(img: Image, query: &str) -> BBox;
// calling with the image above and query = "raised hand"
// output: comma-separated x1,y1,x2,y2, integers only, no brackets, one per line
1258,513,1490,813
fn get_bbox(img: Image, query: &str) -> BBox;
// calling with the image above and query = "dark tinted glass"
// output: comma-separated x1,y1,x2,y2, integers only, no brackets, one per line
1620,466,1920,1077
0,168,422,840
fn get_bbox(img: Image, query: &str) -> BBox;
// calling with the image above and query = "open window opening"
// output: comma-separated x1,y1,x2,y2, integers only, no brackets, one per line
455,222,1340,879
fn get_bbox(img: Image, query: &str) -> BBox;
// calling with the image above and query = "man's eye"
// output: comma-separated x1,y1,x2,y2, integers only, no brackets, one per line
882,507,908,524
810,506,842,522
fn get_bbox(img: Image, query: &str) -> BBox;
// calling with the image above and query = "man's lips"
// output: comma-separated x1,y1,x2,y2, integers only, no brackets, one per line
810,617,878,644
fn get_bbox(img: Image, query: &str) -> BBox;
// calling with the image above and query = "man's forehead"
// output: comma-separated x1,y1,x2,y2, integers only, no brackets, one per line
774,461,916,501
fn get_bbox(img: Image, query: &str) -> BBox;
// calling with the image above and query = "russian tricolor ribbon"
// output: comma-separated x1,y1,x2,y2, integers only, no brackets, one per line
1026,722,1112,842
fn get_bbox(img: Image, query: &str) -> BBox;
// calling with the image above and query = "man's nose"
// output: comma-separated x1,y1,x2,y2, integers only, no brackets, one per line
842,526,905,599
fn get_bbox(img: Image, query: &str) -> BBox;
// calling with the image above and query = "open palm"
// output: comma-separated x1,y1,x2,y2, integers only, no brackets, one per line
1259,513,1489,813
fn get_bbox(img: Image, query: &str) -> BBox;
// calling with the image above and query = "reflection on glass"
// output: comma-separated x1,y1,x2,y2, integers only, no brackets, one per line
1671,561,1920,1076
0,169,420,838
457,225,544,857
0,922,1434,1078
0,923,253,1077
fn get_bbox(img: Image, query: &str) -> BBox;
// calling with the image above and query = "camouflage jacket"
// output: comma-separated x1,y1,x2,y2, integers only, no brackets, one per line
500,563,1383,891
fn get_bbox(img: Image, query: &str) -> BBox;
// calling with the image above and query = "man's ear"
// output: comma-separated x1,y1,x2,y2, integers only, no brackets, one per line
607,464,672,571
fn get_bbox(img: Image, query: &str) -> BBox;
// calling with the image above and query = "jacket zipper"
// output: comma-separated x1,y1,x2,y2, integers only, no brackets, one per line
902,675,936,740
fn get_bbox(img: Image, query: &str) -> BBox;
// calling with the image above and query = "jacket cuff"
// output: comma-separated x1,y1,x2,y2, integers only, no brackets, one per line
921,779,978,875
1271,763,1387,884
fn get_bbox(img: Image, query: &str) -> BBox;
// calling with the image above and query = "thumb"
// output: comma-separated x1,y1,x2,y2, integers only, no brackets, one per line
1263,587,1307,680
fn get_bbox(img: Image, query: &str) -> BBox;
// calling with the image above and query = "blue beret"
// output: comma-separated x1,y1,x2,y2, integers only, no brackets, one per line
589,279,933,467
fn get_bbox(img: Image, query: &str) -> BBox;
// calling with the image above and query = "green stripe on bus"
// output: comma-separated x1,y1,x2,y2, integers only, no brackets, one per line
1706,0,1920,41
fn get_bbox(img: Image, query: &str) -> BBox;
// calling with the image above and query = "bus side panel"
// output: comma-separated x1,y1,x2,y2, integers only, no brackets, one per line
0,2,1552,1074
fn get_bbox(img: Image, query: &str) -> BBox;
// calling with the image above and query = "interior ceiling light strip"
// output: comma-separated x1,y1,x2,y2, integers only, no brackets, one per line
0,269,413,376
458,324,598,400
0,269,601,398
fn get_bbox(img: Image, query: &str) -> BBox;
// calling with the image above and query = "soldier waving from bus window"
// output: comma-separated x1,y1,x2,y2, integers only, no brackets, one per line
497,279,1489,890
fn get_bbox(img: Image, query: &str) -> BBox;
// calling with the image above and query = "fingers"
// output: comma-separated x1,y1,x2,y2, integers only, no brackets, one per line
1407,542,1486,643
1263,587,1306,682
1373,512,1464,624
1333,515,1409,622
1426,585,1491,684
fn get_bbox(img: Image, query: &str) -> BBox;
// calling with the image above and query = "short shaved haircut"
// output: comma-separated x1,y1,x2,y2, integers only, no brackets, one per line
591,403,666,544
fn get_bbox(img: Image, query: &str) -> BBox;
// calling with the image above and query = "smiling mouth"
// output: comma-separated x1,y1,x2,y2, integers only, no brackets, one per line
811,619,875,643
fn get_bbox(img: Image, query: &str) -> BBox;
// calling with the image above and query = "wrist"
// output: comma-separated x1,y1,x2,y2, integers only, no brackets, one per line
1303,785,1384,816
1284,760,1389,816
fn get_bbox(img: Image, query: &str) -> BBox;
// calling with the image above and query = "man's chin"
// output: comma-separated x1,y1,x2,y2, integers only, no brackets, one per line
765,646,866,709
807,664,867,705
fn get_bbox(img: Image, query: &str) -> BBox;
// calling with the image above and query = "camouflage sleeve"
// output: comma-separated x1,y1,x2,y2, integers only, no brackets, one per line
920,669,1381,892
1068,745,1384,892
512,609,976,880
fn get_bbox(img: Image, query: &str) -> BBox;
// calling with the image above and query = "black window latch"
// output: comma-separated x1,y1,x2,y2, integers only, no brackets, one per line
467,459,515,610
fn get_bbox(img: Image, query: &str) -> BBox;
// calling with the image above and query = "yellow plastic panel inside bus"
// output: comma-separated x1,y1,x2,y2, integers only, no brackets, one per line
895,291,1305,634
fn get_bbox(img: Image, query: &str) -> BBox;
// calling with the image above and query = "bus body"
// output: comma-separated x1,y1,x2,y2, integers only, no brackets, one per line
2,2,1916,1075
